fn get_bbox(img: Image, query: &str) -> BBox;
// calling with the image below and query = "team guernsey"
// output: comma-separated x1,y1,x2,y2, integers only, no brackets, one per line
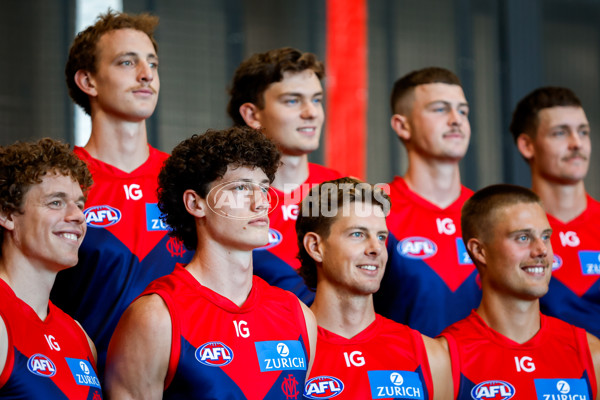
50,146,193,378
253,163,341,305
304,314,433,400
541,194,600,338
0,279,103,399
374,177,481,337
141,264,310,399
441,311,597,400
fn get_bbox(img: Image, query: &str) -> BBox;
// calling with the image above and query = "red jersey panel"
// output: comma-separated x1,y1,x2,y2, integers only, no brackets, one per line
541,195,600,338
441,311,597,400
141,264,310,399
253,163,341,305
374,177,481,337
305,314,433,399
0,279,102,399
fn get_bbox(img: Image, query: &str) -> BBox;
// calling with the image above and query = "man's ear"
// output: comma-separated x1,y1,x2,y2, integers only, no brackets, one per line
74,70,97,97
183,190,206,218
390,114,411,142
303,232,324,263
466,238,487,266
239,103,262,130
516,133,535,161
0,212,15,231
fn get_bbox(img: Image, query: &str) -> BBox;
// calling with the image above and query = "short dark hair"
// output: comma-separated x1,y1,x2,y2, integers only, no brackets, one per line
227,47,325,126
65,9,159,115
158,126,281,250
0,138,93,252
509,86,583,142
390,67,462,115
296,177,391,291
461,184,541,266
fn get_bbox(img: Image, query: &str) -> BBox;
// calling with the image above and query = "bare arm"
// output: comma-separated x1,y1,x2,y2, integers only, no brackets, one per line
299,300,317,379
587,332,600,400
75,320,97,364
0,315,6,377
105,294,172,400
422,335,453,400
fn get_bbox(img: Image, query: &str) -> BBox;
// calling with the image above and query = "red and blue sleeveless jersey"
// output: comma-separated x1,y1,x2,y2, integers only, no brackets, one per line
0,279,103,399
304,314,433,400
441,311,597,400
50,146,193,380
253,163,341,305
374,177,481,337
541,195,600,338
141,264,311,399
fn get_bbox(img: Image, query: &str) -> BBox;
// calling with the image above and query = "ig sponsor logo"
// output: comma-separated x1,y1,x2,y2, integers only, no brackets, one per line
27,354,56,377
195,342,234,367
470,380,515,399
304,376,344,399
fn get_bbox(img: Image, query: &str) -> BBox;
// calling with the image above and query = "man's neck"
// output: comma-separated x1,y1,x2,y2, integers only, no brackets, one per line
476,292,541,344
271,154,310,193
403,155,462,208
311,285,376,339
84,115,150,173
531,176,587,223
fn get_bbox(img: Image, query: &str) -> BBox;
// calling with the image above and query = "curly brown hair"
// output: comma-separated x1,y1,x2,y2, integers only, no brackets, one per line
65,9,159,115
296,177,391,291
158,126,281,250
0,138,93,251
227,47,325,126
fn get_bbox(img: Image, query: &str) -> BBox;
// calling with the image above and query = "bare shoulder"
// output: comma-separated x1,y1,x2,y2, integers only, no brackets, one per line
74,319,98,363
0,315,6,376
586,332,600,400
298,299,317,377
422,335,453,400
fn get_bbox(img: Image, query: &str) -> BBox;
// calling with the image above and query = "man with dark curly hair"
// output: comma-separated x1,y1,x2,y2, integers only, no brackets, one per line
52,10,192,381
296,178,452,399
227,47,341,305
0,138,104,398
106,127,316,399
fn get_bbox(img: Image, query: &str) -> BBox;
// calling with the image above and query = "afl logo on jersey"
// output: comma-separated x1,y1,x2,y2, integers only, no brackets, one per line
398,237,437,259
471,380,515,400
552,254,563,271
256,229,283,250
27,354,57,377
195,342,234,367
304,376,344,399
84,205,121,228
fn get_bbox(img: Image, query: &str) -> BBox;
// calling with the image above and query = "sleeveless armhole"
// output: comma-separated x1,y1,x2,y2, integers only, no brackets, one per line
411,329,434,400
290,293,311,363
574,326,598,398
440,332,460,399
0,311,13,389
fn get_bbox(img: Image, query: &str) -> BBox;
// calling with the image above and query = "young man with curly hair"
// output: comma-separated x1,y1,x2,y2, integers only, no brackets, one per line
52,10,192,380
0,138,103,398
105,127,316,400
228,47,341,305
296,177,452,400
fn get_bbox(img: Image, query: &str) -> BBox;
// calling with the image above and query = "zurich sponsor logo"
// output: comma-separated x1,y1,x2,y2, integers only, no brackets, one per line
256,228,283,250
534,378,589,399
195,342,234,367
304,376,344,399
471,380,515,399
397,237,437,259
27,354,56,377
65,358,101,388
255,340,306,372
579,251,600,275
552,255,563,271
84,205,121,228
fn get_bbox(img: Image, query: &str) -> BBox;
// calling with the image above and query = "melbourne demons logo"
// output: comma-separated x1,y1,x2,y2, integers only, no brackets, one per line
471,380,515,399
27,354,57,377
195,342,234,367
282,374,300,399
398,237,437,259
304,376,344,398
166,237,187,257
256,229,283,250
84,205,121,228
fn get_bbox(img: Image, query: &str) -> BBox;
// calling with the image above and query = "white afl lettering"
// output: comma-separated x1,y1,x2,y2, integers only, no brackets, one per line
436,217,456,235
44,335,60,351
233,320,250,338
514,356,536,372
343,351,365,367
123,184,143,200
559,231,580,247
282,204,299,221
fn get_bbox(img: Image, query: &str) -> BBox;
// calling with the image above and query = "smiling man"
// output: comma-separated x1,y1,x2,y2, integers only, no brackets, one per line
297,177,452,400
105,127,316,400
52,10,192,381
441,184,600,399
0,138,102,398
510,87,600,338
228,47,341,305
